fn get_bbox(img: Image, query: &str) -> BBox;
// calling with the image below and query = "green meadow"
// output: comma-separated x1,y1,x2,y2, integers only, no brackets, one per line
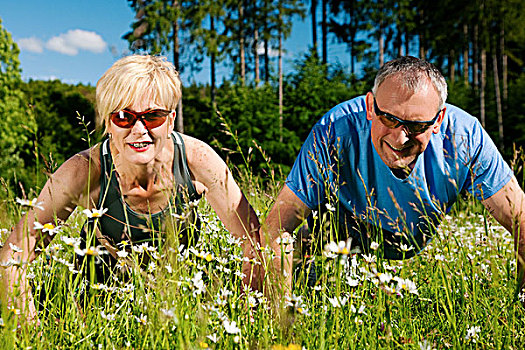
1,146,525,350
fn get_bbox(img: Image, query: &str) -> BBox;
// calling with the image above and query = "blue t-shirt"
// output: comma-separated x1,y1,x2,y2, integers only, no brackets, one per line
286,95,512,258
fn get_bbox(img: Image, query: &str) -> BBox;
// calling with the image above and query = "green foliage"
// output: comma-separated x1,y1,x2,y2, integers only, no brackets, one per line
20,80,97,175
0,18,36,192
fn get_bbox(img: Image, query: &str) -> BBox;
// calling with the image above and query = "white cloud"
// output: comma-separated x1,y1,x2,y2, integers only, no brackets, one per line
17,37,44,53
45,29,107,56
256,42,280,57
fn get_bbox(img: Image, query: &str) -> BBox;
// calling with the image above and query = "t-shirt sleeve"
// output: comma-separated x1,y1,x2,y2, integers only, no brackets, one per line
463,119,513,200
285,122,336,209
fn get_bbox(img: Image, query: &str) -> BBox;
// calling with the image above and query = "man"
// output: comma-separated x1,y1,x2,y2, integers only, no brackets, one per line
261,56,525,293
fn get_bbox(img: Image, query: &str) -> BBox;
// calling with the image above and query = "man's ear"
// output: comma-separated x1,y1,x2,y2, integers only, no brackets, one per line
432,106,446,134
366,92,374,121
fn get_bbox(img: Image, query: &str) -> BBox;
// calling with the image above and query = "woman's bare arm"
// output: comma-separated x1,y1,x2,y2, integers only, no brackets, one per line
183,135,261,290
0,148,100,320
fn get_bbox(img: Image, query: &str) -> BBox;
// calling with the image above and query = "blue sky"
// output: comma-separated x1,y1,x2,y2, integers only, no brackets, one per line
2,0,351,86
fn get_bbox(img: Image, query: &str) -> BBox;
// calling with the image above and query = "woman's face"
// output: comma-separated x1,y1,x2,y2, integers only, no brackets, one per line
107,95,175,166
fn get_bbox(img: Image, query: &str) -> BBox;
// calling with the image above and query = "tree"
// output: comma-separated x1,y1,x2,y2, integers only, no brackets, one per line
124,0,191,132
0,18,37,190
328,0,370,74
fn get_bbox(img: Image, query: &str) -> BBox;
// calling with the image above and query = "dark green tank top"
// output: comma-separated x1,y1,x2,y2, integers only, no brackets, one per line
94,131,201,246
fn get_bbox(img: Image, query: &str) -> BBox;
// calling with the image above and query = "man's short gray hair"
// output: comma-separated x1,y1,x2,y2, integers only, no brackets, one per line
372,56,448,110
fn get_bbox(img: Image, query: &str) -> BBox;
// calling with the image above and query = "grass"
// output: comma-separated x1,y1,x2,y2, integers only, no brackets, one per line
1,179,524,349
1,121,524,349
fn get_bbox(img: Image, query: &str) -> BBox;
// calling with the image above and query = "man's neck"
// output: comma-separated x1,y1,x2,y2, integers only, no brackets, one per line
390,160,417,179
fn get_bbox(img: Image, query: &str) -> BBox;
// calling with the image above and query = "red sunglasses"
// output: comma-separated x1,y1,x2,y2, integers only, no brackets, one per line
110,109,171,129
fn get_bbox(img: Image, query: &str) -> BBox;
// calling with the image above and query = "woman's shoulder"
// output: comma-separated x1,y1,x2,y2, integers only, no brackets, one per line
57,144,103,185
177,133,226,180
178,133,216,162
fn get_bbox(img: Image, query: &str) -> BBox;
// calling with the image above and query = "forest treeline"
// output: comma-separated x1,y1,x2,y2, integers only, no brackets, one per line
1,0,525,195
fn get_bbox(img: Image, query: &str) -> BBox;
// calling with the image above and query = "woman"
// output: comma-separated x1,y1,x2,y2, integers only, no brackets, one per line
0,55,260,320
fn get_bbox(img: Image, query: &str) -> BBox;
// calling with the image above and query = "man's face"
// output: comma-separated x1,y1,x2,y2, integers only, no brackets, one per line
366,75,445,171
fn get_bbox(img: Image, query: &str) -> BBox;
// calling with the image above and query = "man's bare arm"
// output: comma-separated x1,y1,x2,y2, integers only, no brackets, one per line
260,184,311,295
481,177,525,294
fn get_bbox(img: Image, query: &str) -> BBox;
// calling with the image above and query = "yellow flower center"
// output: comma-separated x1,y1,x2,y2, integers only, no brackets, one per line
341,247,349,255
91,212,102,218
205,254,213,262
43,223,55,230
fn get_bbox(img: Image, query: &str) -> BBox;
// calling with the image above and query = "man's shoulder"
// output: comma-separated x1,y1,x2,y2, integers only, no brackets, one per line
316,95,368,129
442,103,480,132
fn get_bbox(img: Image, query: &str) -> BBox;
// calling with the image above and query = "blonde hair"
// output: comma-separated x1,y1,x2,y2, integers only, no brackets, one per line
95,55,182,134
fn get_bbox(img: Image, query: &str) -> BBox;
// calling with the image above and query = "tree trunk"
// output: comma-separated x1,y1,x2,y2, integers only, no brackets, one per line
379,21,384,67
311,0,318,55
463,24,469,86
449,49,455,83
239,2,246,85
172,0,183,132
254,27,260,85
322,0,327,64
211,15,216,108
418,9,425,59
501,25,507,107
480,48,486,127
473,24,479,93
493,51,504,151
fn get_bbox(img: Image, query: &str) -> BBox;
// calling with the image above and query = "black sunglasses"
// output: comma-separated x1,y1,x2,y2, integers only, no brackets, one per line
373,97,442,134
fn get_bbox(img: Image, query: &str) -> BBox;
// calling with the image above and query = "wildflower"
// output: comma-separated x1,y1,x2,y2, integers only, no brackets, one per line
61,236,80,247
83,208,108,218
362,254,377,264
396,278,418,295
0,258,21,267
135,314,148,325
418,339,433,350
191,271,206,296
8,243,23,253
172,212,190,221
165,264,173,274
325,203,336,212
346,276,361,287
116,250,129,258
247,296,258,307
206,334,219,343
33,221,61,236
132,244,145,254
325,239,353,256
465,325,481,342
147,262,156,273
91,283,108,291
434,254,445,261
223,319,241,334
399,244,414,252
284,294,310,315
276,236,295,246
75,246,100,256
370,241,380,250
327,295,348,308
234,271,247,279
160,307,176,319
16,198,44,210
376,271,393,284
100,311,116,321
199,341,209,348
